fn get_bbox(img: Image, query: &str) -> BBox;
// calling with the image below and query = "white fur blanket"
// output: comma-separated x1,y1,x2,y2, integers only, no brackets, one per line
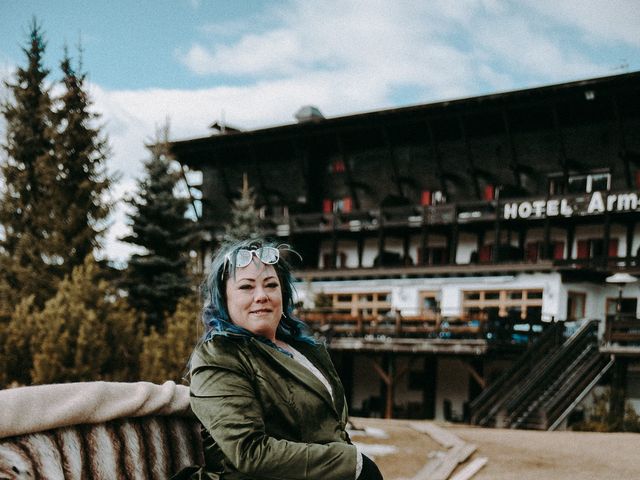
0,381,192,439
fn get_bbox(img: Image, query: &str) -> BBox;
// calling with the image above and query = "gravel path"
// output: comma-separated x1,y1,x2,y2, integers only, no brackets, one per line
352,417,640,480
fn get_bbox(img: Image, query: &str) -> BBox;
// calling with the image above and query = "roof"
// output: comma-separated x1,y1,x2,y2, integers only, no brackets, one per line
170,70,640,155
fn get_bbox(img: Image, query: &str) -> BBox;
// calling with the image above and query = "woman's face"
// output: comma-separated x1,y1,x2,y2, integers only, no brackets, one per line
225,261,283,342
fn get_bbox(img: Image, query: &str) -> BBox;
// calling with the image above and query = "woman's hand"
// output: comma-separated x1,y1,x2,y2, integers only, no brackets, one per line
357,454,383,480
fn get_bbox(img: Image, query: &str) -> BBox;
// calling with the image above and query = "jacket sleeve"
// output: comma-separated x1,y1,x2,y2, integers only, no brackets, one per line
190,339,358,480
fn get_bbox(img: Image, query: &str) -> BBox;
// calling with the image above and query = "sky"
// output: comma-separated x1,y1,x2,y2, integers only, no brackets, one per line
1,0,639,264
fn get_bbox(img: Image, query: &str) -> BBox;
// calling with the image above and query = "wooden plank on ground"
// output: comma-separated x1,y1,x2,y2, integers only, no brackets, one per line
412,443,477,480
409,422,465,448
449,457,488,480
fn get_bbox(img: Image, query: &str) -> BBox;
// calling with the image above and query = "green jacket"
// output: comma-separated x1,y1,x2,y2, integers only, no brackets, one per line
189,333,358,480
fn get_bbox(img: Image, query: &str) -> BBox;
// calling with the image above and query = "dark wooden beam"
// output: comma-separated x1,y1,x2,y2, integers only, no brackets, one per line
336,134,361,210
626,222,635,267
551,103,569,179
493,199,501,264
248,144,271,210
382,126,404,197
603,211,611,269
502,108,522,188
458,116,482,199
420,210,429,266
612,95,632,189
426,121,447,195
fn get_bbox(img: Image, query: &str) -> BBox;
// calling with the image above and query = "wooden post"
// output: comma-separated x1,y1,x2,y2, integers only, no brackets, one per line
603,212,611,269
609,356,628,431
626,222,634,267
370,354,410,419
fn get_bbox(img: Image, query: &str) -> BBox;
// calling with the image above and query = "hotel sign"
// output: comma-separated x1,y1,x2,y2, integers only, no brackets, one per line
503,191,640,220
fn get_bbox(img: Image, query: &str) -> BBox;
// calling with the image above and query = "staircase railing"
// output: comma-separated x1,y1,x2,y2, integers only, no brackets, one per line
509,342,599,429
468,321,564,426
496,319,600,428
547,354,615,430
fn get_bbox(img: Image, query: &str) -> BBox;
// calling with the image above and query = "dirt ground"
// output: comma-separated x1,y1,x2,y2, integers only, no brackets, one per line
351,417,640,480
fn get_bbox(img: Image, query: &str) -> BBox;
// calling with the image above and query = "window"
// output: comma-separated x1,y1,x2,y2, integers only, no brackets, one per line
576,238,618,259
328,291,392,317
417,246,447,265
483,184,495,201
462,289,544,320
421,190,446,206
549,172,611,195
525,241,565,261
606,297,638,316
329,159,346,173
419,291,440,318
333,197,352,213
567,173,611,194
567,292,586,320
322,198,353,213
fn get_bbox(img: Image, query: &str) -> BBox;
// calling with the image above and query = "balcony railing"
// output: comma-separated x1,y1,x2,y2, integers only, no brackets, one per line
604,314,640,349
297,308,547,344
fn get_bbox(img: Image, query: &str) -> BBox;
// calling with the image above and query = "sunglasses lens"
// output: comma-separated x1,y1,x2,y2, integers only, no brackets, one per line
257,247,279,264
235,249,254,268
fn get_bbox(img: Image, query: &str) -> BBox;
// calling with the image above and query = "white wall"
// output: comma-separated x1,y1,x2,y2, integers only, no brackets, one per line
298,273,563,319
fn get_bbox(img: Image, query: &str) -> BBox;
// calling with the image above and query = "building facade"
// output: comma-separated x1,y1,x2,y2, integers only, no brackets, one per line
171,72,640,426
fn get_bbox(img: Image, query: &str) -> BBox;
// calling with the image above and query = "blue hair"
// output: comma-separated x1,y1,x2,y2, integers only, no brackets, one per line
201,238,316,345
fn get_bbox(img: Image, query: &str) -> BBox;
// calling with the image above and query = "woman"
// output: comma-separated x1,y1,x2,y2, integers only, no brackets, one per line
187,238,383,479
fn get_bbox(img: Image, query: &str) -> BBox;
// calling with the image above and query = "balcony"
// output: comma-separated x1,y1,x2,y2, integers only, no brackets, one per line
266,189,640,236
297,308,548,353
601,314,640,356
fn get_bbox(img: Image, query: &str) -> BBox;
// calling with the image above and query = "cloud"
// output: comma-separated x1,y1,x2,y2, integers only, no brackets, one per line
528,0,640,48
176,0,626,101
3,0,640,263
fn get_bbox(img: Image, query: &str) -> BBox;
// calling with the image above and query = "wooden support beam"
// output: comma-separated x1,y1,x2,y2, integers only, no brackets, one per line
449,205,459,265
612,95,632,189
370,355,410,419
626,222,635,266
458,116,481,199
603,211,612,268
382,126,404,197
377,213,385,266
426,121,447,195
420,212,429,266
542,215,551,260
566,223,575,260
249,144,271,210
551,103,569,179
458,359,486,389
336,134,361,210
493,199,501,264
371,358,391,385
502,108,521,188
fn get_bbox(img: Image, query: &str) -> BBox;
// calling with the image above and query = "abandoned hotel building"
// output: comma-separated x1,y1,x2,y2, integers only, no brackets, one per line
170,71,640,430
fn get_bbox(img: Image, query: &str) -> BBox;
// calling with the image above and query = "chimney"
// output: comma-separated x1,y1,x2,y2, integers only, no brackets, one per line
294,105,324,123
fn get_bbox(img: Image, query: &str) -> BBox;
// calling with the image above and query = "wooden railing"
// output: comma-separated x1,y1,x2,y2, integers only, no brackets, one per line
604,314,640,346
297,309,547,343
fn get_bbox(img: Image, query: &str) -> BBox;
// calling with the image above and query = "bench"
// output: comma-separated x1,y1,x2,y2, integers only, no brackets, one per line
0,381,203,479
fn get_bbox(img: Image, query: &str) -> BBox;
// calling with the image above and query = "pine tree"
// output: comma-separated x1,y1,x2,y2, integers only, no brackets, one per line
0,295,38,386
139,294,201,384
49,47,112,272
222,173,263,243
30,255,142,384
0,20,59,306
121,124,196,331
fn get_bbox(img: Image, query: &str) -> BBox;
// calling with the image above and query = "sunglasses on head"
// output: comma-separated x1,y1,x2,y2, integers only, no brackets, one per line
227,246,280,269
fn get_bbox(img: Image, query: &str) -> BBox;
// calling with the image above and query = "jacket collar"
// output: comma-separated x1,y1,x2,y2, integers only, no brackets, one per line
250,338,344,418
